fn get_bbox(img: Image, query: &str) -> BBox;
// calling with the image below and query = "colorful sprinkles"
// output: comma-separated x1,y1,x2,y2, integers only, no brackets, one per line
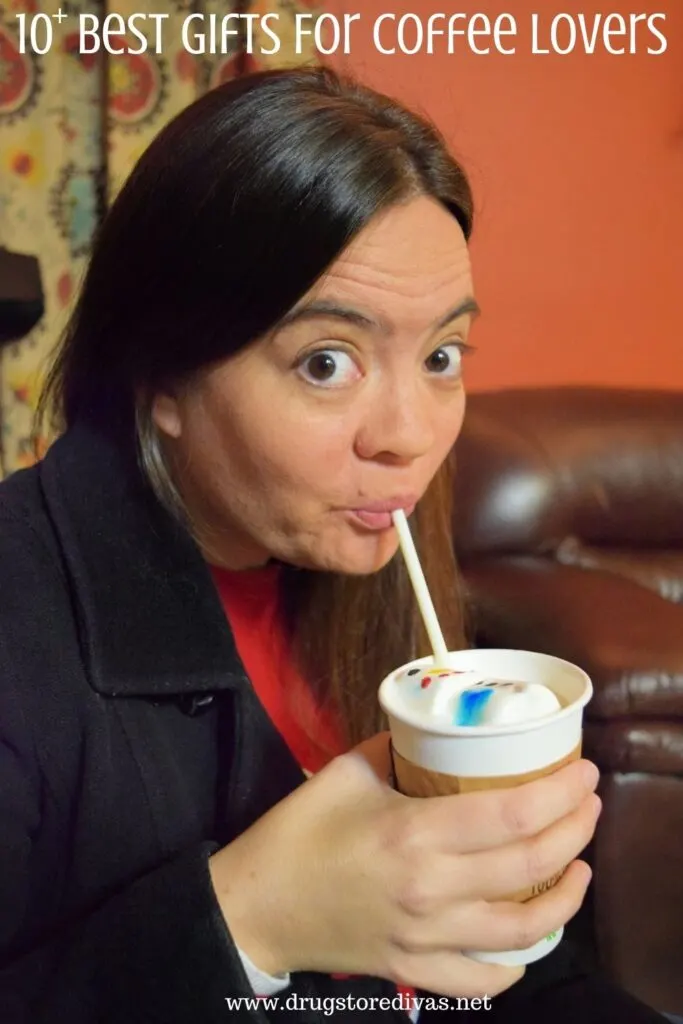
454,687,495,726
405,667,469,690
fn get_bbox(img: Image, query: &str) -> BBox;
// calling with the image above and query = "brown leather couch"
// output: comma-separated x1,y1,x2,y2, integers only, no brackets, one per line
453,387,683,1015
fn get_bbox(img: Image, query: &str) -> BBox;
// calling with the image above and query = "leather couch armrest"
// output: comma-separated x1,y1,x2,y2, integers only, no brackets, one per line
460,556,683,720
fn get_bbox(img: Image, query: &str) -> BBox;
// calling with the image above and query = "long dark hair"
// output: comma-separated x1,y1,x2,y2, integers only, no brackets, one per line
38,66,474,748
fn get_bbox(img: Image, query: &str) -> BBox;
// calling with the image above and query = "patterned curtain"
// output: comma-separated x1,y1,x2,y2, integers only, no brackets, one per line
0,0,322,476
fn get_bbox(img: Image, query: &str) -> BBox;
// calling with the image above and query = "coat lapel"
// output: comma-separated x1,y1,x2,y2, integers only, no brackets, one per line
39,421,308,843
39,421,244,699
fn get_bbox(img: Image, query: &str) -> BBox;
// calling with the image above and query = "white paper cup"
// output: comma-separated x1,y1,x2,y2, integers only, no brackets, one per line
378,648,593,966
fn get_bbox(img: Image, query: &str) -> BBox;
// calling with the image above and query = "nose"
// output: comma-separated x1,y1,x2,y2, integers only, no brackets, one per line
354,383,436,463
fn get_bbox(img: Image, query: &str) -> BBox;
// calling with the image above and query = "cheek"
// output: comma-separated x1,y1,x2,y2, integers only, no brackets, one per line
431,391,467,462
226,406,351,496
265,417,351,485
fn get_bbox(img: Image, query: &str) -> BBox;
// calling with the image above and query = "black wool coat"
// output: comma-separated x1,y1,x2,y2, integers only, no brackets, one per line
0,421,409,1024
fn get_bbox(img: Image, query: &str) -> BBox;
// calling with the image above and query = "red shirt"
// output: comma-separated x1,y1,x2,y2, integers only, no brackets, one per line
210,562,344,773
210,563,416,1015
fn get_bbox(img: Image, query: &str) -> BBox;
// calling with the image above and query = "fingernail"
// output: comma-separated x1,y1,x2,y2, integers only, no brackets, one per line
591,794,602,817
581,761,600,789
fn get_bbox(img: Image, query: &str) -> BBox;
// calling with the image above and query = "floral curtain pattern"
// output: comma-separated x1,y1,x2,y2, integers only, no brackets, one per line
0,0,321,475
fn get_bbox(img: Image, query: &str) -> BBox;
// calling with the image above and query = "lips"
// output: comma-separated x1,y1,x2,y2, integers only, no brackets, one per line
346,497,418,531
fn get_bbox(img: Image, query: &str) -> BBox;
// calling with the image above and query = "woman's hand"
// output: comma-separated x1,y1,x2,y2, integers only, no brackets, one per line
209,732,600,999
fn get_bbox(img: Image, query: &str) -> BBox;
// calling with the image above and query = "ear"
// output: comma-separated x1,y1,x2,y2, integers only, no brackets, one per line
151,392,182,440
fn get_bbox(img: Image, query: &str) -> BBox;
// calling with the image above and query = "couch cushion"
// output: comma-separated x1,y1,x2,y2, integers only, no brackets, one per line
555,536,683,605
455,388,683,554
462,556,683,720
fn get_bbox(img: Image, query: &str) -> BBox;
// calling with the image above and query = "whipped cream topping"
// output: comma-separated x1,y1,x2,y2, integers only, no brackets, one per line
393,665,561,727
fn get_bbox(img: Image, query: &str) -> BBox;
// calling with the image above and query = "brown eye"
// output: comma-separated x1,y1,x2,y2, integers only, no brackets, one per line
307,353,337,380
297,348,359,389
426,350,450,372
425,343,464,378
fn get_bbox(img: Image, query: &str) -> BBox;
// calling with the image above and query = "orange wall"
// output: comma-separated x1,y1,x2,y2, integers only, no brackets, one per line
328,1,683,391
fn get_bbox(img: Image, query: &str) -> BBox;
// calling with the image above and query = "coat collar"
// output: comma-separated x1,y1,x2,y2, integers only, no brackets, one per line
39,421,247,699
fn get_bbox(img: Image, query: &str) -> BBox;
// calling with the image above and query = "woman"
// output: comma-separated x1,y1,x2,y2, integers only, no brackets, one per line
0,68,667,1023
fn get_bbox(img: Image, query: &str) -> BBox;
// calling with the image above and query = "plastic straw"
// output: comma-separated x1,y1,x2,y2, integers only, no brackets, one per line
391,509,448,663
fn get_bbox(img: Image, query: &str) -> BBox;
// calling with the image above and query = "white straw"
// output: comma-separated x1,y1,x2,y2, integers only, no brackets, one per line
391,509,449,664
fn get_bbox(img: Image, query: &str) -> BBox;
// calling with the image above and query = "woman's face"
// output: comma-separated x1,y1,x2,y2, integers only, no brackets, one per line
153,195,477,573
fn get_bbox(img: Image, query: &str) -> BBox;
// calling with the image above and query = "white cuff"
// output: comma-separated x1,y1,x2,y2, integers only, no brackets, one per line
237,945,291,996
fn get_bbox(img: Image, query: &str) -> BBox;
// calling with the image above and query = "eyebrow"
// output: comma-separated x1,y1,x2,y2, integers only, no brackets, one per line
275,296,481,335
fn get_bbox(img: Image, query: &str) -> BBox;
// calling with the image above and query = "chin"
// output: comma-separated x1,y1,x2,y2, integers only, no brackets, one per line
304,533,399,576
